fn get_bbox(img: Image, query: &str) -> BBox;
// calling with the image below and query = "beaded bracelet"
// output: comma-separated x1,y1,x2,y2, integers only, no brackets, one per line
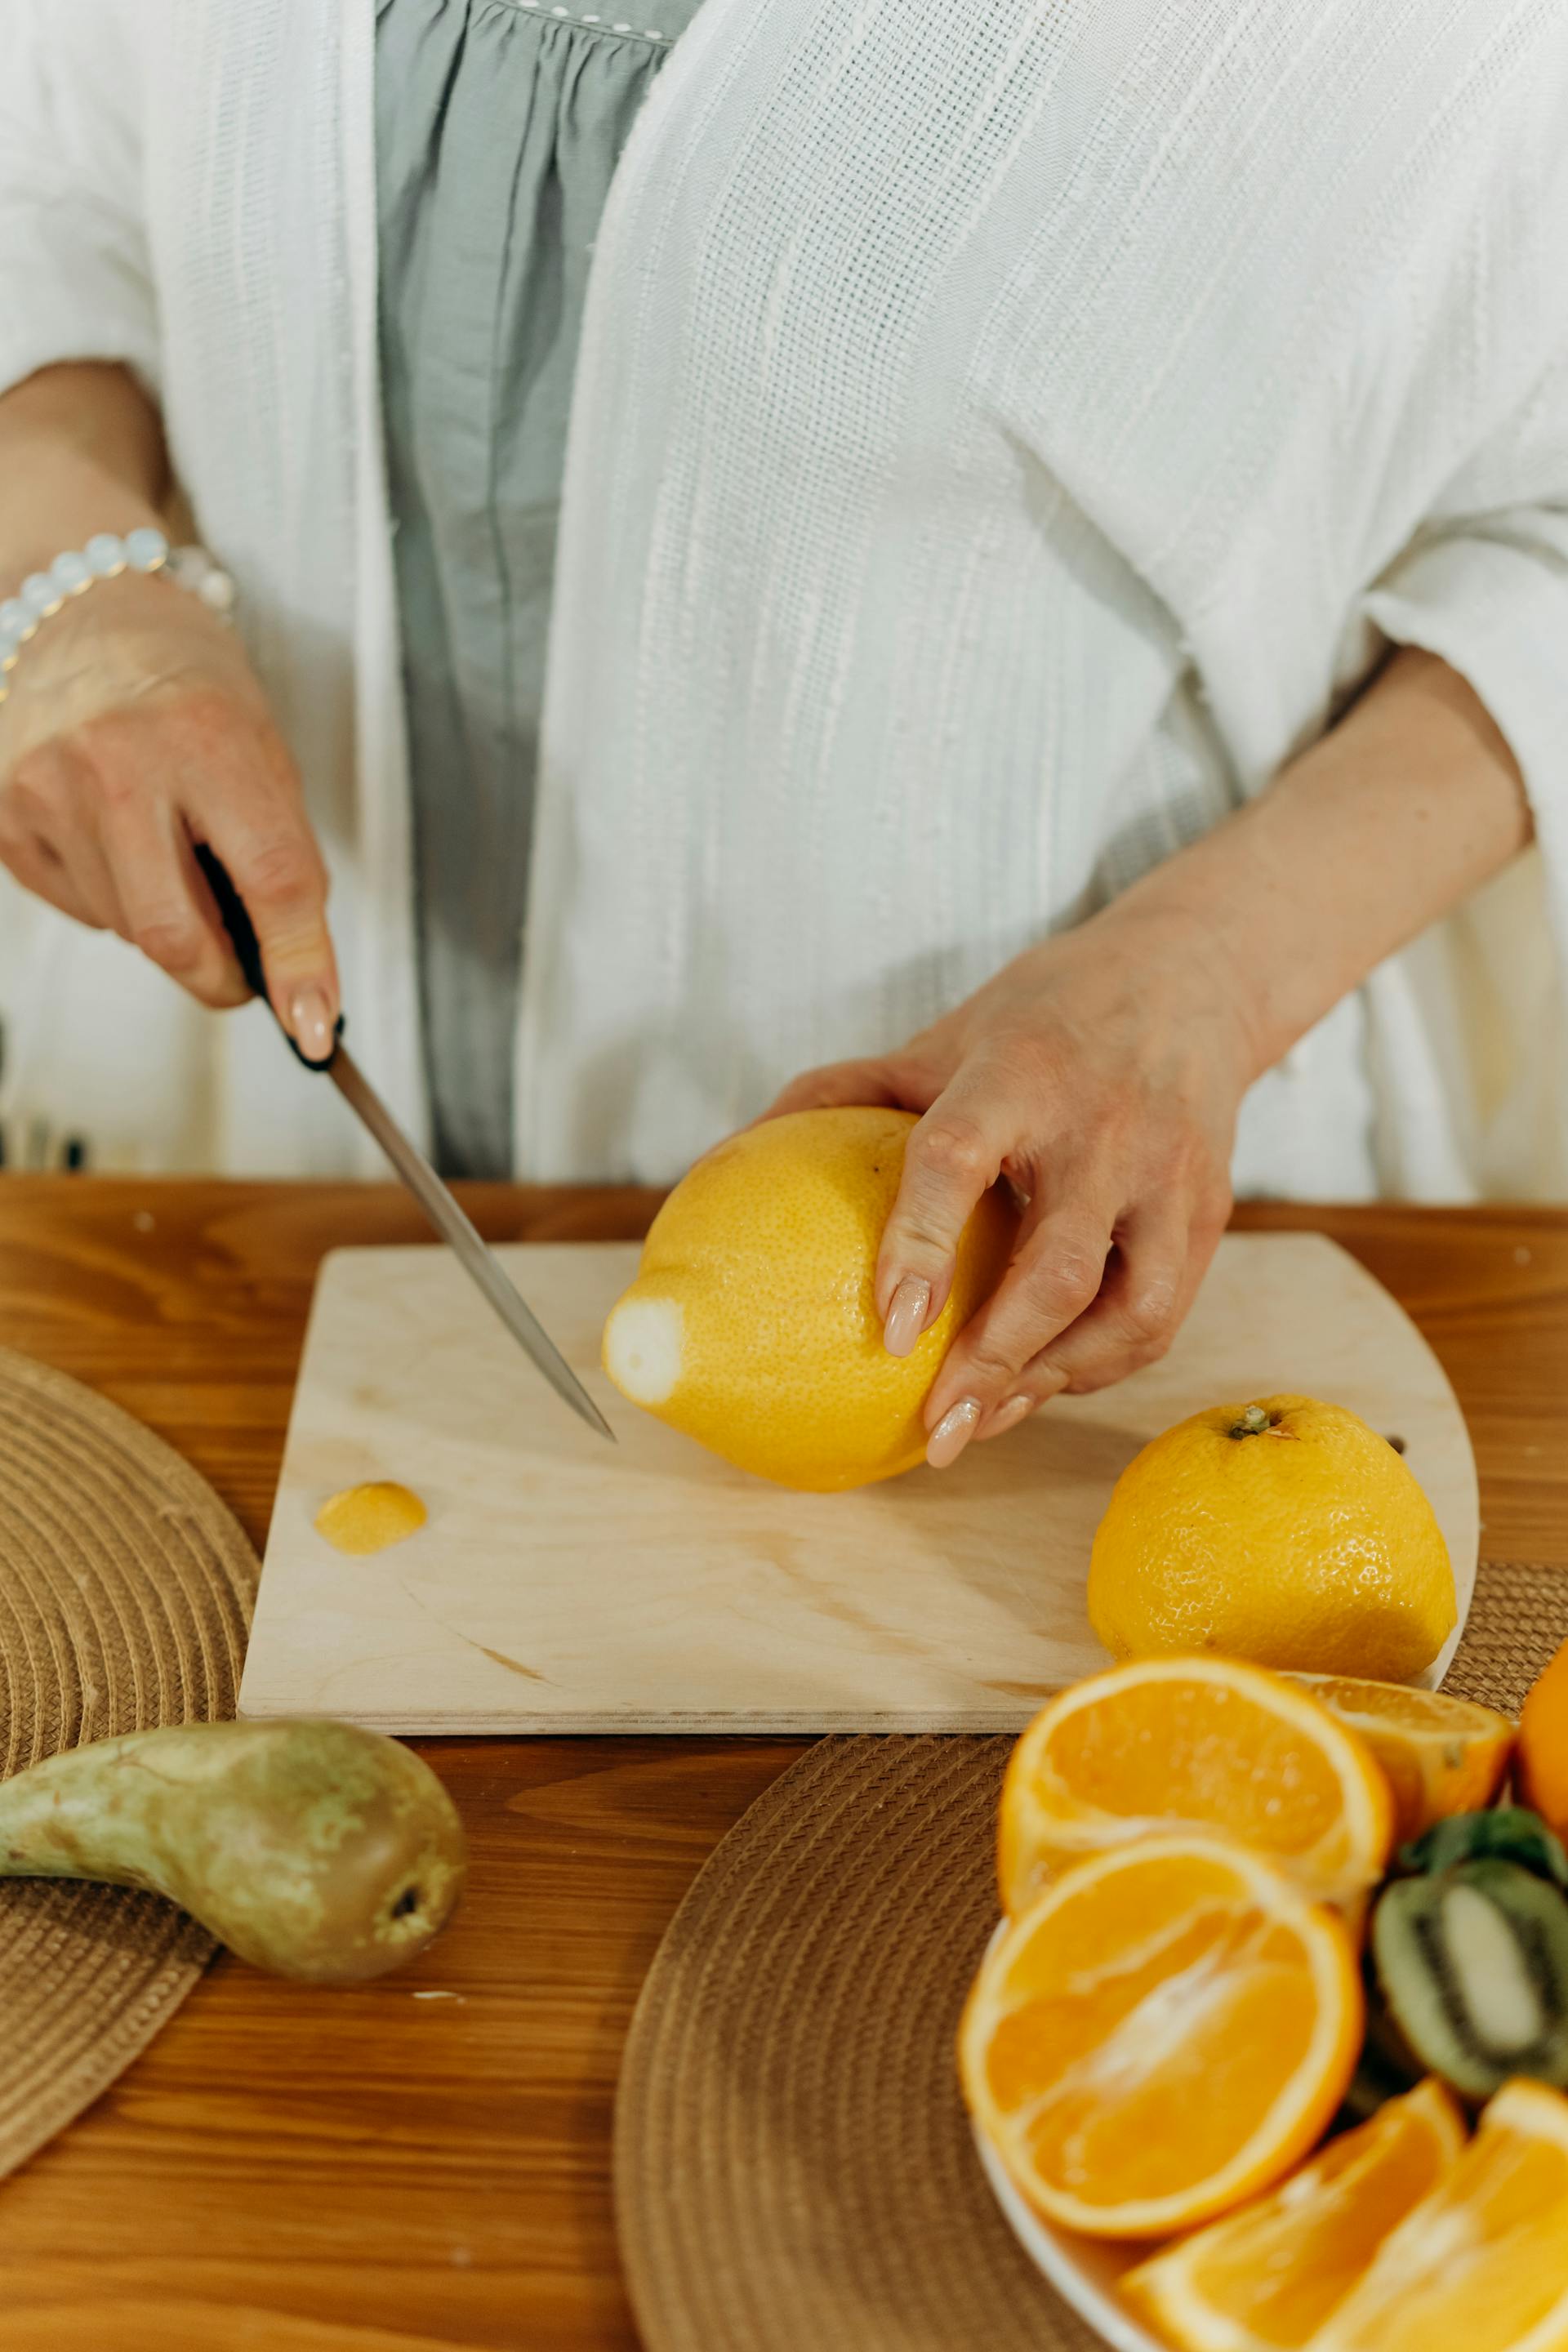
0,528,237,708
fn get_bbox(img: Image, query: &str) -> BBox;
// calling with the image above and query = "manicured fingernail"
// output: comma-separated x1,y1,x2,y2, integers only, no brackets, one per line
289,986,336,1062
926,1397,982,1470
883,1276,932,1358
978,1392,1035,1442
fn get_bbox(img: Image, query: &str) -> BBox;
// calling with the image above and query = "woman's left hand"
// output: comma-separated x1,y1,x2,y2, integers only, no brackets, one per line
761,903,1255,1467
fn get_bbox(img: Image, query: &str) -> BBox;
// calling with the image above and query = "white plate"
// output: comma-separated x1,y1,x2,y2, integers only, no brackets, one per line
969,1915,1165,2352
973,2127,1165,2352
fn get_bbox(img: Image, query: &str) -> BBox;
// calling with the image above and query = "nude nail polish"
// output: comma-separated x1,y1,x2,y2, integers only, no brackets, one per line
883,1275,932,1358
289,986,336,1063
926,1396,981,1470
978,1392,1035,1441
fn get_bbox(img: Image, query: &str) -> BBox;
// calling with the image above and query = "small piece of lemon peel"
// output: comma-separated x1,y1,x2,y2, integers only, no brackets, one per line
314,1481,428,1557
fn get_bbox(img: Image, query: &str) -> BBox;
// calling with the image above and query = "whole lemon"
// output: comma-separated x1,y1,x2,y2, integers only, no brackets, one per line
1087,1395,1457,1681
602,1106,1017,1490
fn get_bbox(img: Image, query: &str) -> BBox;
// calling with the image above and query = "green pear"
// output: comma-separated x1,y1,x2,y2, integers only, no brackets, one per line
0,1718,466,1984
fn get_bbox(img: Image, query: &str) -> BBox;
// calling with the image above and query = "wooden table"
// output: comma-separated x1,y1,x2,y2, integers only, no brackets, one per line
2,1180,1566,2352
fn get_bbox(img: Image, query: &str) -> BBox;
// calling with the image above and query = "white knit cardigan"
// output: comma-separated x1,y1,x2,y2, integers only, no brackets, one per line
2,0,1567,1193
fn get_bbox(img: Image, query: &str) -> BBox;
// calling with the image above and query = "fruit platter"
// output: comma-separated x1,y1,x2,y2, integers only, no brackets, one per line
960,1642,1568,2352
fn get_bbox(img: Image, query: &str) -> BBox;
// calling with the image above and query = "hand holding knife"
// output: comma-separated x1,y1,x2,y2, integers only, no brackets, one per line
195,845,613,1441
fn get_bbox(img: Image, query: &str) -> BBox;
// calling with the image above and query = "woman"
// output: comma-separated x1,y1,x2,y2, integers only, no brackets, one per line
1,0,1565,1466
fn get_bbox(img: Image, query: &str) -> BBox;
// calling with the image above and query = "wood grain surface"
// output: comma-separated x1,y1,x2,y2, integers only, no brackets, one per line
243,1234,1478,1731
0,1177,1565,2352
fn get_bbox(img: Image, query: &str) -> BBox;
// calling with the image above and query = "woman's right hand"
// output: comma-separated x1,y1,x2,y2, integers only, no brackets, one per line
0,566,339,1055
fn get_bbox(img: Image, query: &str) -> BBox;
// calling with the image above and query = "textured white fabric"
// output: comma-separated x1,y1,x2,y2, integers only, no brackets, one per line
526,0,1568,1193
2,0,1567,1196
0,0,418,1174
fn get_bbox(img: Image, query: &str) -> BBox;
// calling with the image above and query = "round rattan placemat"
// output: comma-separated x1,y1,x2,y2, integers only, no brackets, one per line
617,1558,1568,2352
0,1346,257,2177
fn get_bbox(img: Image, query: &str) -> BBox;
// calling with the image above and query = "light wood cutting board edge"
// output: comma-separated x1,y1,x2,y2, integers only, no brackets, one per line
240,1233,1479,1733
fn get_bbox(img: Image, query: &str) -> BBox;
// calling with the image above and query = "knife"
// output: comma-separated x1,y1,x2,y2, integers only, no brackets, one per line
196,846,614,1441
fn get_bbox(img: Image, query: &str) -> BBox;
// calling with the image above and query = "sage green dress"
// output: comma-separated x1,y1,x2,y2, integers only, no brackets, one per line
376,0,702,1175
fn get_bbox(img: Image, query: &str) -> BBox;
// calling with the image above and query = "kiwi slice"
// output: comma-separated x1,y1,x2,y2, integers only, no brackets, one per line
1373,1857,1568,2100
1401,1807,1568,1886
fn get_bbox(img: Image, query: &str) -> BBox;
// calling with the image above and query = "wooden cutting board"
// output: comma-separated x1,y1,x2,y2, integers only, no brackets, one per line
238,1233,1478,1733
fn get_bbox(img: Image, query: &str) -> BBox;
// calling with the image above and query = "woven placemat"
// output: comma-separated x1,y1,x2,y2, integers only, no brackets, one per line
617,1558,1568,2352
0,1346,257,2177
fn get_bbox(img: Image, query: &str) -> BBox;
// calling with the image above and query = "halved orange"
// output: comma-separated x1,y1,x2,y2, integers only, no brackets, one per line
1312,2078,1568,2352
997,1658,1395,1919
1288,1673,1514,1844
1120,2079,1466,2351
959,1834,1363,2238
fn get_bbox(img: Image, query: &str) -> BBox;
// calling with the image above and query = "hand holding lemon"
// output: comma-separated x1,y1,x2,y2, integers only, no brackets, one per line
606,1107,1457,1685
603,1106,1017,1490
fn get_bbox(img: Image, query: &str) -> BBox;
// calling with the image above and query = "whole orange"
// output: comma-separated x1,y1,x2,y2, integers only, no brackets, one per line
1518,1637,1568,1843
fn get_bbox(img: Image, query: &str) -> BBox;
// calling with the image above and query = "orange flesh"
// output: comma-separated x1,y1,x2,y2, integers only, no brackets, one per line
1319,2109,1568,2351
1045,1682,1348,1855
1295,1675,1514,1840
1195,2126,1443,2342
1126,2087,1463,2348
980,1855,1344,2216
998,1663,1393,1921
1020,1940,1317,2205
996,1851,1250,1998
1303,1679,1468,1730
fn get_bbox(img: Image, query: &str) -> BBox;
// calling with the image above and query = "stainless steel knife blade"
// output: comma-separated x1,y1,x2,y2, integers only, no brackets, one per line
328,1045,615,1441
190,844,611,1441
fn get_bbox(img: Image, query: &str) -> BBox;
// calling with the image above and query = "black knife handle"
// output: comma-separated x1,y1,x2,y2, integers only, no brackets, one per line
195,844,343,1071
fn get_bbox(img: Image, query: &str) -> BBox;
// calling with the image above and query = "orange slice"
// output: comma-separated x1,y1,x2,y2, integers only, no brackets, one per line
998,1658,1395,1919
1120,2079,1466,2351
959,1834,1363,2238
1289,1673,1514,1844
1311,2078,1568,2352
